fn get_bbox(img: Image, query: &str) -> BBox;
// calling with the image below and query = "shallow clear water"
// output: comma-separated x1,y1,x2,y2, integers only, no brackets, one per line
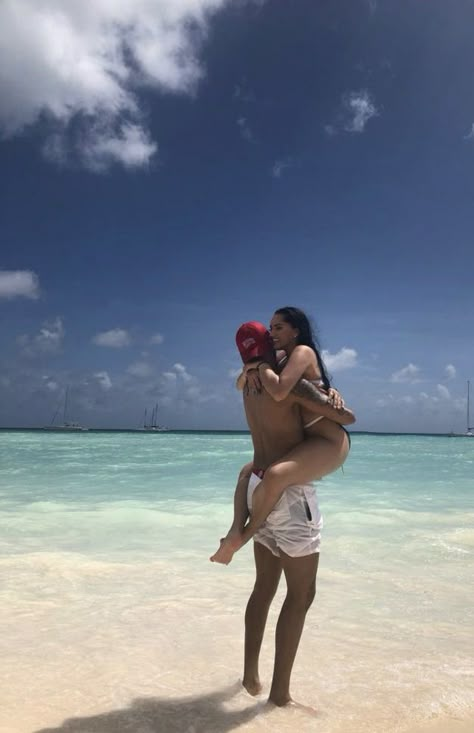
1,431,473,733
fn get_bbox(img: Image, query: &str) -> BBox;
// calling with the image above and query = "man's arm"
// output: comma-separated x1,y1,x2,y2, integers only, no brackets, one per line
291,378,356,425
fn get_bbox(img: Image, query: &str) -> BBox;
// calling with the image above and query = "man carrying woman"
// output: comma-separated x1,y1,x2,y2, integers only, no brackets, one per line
211,310,355,708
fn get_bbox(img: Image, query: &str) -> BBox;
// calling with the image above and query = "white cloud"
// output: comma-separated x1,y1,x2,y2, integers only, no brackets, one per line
390,363,420,384
228,367,241,379
0,270,40,299
237,116,255,142
464,124,474,140
18,316,64,357
436,384,450,400
150,332,164,345
445,364,456,380
321,347,358,372
158,361,207,407
94,371,112,390
93,328,130,348
271,157,294,178
42,376,59,392
75,122,157,173
0,0,229,170
343,90,378,133
127,361,153,378
173,362,193,382
163,371,177,382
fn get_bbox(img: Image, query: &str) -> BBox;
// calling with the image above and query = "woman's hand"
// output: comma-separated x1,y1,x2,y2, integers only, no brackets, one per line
327,387,345,410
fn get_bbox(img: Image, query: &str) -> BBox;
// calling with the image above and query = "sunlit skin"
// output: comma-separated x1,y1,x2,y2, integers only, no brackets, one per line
210,311,354,566
210,312,356,708
269,314,299,355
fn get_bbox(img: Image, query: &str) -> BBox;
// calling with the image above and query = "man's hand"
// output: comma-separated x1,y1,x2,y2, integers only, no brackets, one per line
327,388,345,410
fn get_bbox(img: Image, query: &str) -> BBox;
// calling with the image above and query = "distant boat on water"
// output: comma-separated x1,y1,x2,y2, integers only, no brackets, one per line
466,380,473,437
43,386,88,432
142,403,167,432
448,380,473,437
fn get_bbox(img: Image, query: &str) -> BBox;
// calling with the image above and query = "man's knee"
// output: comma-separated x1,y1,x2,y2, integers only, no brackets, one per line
306,583,316,610
286,580,316,611
252,576,280,604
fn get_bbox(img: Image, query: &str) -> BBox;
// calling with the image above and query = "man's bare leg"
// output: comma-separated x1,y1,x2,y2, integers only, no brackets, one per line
243,541,282,696
269,550,318,707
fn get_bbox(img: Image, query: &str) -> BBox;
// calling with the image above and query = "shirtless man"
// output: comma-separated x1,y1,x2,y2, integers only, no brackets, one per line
211,322,355,708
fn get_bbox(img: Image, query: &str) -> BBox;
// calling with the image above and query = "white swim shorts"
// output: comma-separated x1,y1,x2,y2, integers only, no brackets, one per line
247,472,323,558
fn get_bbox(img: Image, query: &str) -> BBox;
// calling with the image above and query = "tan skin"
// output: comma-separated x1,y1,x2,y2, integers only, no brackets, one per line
214,365,349,708
210,313,354,566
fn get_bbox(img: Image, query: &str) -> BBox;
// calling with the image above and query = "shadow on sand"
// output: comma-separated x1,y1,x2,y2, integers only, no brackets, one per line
34,681,268,733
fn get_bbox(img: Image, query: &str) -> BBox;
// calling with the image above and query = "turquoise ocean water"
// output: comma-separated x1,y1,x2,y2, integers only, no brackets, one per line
1,430,473,733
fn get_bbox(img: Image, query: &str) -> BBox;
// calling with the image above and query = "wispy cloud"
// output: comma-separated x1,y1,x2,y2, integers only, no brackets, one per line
436,384,450,400
326,89,378,136
127,361,154,378
322,347,358,372
0,270,40,300
237,117,255,143
93,328,131,348
343,90,378,133
0,0,229,171
94,371,112,390
150,333,164,345
17,317,64,357
78,122,157,173
445,364,456,380
464,124,474,140
390,363,420,384
271,157,294,178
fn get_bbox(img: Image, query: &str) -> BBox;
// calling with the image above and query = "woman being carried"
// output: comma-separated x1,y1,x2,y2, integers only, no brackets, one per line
211,306,355,565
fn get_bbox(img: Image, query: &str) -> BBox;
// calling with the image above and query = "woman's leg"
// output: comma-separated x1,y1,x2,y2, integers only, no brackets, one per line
211,432,348,564
210,462,252,562
241,432,349,547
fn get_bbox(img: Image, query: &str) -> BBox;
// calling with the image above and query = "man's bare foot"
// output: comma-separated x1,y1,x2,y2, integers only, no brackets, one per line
268,694,319,715
242,676,263,696
209,533,243,564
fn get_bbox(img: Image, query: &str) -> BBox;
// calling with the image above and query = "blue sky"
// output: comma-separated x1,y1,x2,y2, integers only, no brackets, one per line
1,0,472,432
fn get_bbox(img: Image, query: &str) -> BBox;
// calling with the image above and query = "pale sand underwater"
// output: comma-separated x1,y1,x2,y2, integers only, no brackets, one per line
2,549,473,733
1,431,473,732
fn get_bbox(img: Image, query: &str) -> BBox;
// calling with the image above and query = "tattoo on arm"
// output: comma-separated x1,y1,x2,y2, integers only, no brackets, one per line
291,379,327,404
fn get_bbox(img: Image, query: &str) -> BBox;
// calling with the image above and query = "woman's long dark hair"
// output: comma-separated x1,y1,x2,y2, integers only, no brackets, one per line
274,306,331,390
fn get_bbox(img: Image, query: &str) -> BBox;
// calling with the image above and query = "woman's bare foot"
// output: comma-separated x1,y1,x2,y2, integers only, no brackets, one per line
209,532,243,564
242,675,263,696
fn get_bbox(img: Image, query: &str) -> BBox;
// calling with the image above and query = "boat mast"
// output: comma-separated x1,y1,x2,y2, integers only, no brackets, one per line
63,386,69,425
468,380,471,432
144,408,148,429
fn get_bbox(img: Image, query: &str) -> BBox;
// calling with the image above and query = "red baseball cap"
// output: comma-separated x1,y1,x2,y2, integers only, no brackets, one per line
236,321,273,363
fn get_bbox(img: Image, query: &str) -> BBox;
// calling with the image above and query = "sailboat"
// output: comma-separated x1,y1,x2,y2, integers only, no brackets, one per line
142,403,167,432
466,380,473,437
43,386,88,432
